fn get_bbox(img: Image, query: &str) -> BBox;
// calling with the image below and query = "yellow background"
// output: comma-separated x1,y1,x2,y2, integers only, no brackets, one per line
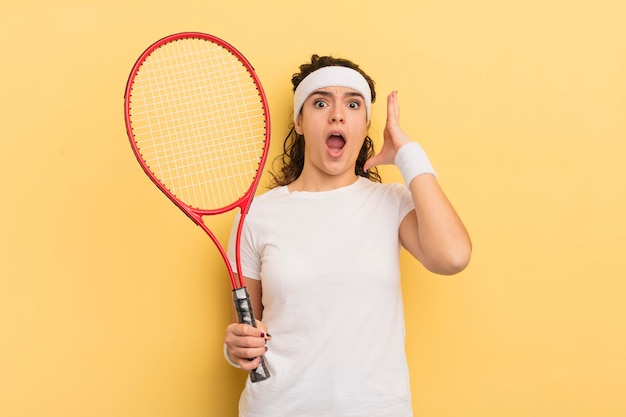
1,0,625,416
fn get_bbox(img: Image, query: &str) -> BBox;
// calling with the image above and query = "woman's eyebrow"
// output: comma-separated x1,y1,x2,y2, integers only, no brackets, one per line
309,90,332,98
345,91,365,100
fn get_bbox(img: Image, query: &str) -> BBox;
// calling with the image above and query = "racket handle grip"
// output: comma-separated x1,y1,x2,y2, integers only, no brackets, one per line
232,287,271,383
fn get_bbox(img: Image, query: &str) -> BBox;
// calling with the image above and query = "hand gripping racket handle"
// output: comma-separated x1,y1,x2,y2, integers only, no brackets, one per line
232,287,271,383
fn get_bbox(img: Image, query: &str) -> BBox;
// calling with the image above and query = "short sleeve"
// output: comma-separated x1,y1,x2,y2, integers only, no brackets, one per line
390,182,415,224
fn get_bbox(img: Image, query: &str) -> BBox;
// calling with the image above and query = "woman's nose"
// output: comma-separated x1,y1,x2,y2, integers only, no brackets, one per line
330,109,344,122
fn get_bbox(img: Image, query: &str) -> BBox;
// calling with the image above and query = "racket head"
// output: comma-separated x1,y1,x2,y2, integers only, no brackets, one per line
124,32,270,219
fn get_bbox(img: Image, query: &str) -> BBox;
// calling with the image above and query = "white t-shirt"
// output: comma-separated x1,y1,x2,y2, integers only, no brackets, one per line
228,177,415,417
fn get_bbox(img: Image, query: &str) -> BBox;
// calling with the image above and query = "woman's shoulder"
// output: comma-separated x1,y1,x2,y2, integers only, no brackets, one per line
248,185,289,211
357,177,407,194
256,184,289,200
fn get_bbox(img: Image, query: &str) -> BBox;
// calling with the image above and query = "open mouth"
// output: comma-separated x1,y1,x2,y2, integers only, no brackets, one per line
326,132,345,156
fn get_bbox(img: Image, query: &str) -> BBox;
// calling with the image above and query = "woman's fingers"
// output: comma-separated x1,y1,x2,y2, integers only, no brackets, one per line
225,322,271,368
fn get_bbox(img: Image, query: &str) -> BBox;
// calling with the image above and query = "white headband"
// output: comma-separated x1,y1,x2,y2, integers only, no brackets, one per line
293,66,372,124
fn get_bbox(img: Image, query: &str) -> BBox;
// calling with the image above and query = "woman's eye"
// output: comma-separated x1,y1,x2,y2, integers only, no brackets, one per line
314,100,327,108
348,101,360,109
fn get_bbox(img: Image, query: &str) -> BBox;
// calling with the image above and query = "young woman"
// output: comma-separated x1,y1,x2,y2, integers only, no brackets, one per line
224,55,471,417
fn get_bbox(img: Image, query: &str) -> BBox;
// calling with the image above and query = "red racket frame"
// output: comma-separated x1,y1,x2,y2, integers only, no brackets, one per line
123,32,271,291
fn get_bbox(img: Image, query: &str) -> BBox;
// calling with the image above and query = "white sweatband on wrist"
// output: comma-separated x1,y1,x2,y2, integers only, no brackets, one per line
293,66,372,124
224,343,241,368
394,142,436,186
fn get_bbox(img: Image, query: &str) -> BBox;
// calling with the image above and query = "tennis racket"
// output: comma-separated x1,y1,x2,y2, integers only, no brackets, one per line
124,32,270,382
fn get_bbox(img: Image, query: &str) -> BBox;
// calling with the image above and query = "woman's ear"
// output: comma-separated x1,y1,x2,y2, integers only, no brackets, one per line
294,114,303,135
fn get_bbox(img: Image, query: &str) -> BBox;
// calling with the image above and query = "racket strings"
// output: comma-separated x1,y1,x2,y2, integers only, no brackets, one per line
129,37,267,210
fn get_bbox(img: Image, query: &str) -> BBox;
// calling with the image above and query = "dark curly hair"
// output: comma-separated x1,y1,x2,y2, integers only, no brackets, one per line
269,55,381,188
